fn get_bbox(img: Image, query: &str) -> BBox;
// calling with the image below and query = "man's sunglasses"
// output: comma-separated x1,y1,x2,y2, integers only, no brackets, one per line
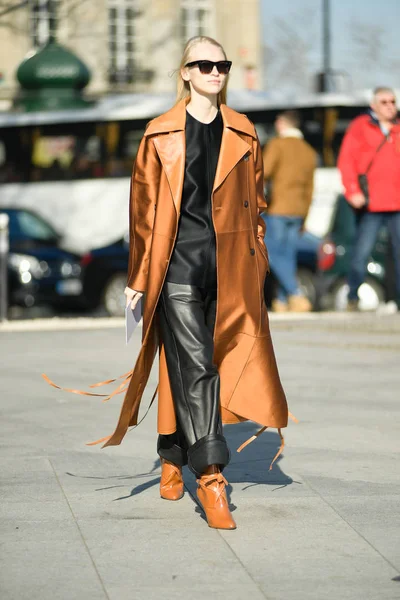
379,99,396,105
185,60,232,75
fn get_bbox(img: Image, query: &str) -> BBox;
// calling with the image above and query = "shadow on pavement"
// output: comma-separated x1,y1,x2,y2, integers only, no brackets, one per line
224,422,300,491
65,458,162,499
65,423,298,504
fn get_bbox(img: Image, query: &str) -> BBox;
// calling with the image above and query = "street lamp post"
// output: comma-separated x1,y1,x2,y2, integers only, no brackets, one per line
318,0,332,92
323,0,331,76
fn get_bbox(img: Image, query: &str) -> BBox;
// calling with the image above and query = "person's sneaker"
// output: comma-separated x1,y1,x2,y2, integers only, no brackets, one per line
272,299,288,313
346,299,359,312
288,295,312,312
376,301,398,316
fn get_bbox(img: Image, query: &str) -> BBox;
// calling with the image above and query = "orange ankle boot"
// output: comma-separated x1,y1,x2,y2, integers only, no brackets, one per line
196,471,236,530
160,459,184,501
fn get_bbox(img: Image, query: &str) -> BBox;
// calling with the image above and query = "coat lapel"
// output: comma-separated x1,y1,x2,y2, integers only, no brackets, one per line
213,104,255,193
153,131,186,215
213,128,252,193
145,100,187,216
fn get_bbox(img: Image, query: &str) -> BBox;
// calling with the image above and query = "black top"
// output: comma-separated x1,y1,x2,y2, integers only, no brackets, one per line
165,110,223,289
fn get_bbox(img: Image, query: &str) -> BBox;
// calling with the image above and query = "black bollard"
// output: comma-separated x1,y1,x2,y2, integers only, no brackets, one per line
0,213,9,322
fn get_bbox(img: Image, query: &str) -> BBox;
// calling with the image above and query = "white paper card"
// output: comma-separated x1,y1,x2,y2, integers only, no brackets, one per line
125,298,142,344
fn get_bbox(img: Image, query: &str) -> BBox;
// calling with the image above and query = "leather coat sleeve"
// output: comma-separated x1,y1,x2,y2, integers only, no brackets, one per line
126,135,161,291
254,135,267,245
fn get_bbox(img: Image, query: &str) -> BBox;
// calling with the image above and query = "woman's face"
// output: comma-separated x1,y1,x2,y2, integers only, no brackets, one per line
182,42,228,98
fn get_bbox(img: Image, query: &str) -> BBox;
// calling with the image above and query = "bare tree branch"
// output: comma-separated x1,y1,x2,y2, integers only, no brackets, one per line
350,19,385,69
0,1,27,19
0,20,25,33
347,19,387,88
264,5,317,93
62,0,95,20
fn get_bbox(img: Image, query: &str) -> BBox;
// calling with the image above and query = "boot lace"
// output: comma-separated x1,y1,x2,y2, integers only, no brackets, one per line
197,472,228,504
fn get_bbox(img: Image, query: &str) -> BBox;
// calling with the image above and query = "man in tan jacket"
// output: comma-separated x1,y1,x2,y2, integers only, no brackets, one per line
262,110,317,312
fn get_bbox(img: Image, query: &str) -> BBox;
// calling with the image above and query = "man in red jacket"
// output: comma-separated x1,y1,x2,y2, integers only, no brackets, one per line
338,86,400,310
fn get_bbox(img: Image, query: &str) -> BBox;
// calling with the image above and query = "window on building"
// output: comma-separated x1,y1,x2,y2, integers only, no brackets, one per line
180,0,216,45
108,0,140,85
30,0,60,47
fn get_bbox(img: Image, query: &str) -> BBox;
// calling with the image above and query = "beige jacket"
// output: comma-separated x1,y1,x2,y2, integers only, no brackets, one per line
263,130,317,218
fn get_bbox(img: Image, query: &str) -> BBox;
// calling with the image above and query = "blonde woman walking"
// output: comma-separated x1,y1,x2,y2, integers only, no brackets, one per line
93,37,288,529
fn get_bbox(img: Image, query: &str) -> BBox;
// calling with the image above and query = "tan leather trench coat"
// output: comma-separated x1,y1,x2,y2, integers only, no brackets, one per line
101,99,288,449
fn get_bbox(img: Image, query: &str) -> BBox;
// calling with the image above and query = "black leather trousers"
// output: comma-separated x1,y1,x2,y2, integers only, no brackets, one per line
157,282,230,476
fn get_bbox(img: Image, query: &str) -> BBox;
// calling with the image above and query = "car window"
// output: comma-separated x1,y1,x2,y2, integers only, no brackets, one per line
15,211,58,241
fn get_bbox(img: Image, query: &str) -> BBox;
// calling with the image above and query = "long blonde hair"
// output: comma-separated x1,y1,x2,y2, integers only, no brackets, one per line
176,36,229,106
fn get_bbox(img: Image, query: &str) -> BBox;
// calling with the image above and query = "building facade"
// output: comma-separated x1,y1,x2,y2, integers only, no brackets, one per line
0,0,263,105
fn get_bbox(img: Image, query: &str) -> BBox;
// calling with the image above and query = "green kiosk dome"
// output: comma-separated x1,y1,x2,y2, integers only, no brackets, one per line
15,41,92,111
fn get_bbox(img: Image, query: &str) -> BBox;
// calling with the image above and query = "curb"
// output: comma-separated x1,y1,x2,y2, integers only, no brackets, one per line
1,311,399,333
0,317,127,333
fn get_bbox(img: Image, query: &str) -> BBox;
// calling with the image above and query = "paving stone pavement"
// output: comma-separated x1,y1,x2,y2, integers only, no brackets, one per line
1,314,399,600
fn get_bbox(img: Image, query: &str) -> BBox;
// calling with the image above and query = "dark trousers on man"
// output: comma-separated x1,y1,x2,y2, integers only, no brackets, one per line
157,282,230,477
348,211,400,304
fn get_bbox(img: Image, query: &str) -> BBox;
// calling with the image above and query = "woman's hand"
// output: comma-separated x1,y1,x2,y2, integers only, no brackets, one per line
124,286,143,309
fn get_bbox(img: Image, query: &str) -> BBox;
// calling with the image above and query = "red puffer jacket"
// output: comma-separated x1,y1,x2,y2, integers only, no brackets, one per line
338,113,400,212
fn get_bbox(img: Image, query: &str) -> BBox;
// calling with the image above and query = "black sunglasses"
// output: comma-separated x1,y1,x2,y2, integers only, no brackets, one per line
185,60,232,75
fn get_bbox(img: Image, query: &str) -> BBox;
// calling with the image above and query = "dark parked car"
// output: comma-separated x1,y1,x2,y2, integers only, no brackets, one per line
3,208,83,309
317,195,392,311
80,234,130,316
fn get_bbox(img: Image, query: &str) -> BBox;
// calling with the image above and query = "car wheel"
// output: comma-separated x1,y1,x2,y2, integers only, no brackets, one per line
102,273,126,317
297,268,317,307
331,277,385,311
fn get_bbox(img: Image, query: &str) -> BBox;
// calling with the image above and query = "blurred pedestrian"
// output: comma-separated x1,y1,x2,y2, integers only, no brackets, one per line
338,87,400,312
262,110,317,312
